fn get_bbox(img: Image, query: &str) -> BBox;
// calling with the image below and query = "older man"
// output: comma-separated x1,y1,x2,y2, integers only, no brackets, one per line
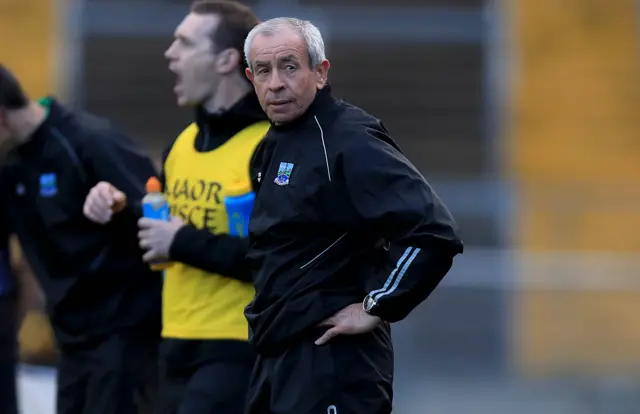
243,17,464,414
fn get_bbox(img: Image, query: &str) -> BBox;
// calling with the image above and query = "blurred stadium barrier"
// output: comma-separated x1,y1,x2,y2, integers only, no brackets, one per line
509,0,640,377
0,0,60,99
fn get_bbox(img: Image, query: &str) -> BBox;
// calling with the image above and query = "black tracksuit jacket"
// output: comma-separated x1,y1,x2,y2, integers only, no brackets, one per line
245,86,464,354
0,99,161,346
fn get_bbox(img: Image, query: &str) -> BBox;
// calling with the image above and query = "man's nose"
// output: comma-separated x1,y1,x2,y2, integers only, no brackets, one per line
164,43,177,60
267,71,286,91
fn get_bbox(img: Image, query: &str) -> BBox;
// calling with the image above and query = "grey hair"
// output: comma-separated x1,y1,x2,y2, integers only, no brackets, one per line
244,17,326,71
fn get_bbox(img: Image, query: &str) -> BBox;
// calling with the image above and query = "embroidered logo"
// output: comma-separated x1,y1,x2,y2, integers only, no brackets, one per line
39,173,57,197
257,172,262,183
15,183,25,196
274,162,294,186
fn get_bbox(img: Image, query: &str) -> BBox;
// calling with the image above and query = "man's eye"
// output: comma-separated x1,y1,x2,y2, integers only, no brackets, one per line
257,68,269,75
285,65,296,71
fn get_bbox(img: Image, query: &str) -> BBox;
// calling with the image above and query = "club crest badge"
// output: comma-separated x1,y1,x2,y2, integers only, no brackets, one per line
39,173,58,197
274,162,294,186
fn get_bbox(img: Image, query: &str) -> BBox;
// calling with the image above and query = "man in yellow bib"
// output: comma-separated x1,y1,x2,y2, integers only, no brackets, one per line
82,1,266,413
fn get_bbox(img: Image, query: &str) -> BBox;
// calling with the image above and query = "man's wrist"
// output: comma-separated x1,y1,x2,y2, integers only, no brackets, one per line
168,224,190,259
362,294,379,317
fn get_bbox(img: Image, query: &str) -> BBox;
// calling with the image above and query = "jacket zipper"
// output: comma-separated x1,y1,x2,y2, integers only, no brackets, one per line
300,232,347,270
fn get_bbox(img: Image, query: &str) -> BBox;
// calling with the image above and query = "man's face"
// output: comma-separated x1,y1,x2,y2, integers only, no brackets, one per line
165,13,221,107
246,28,329,124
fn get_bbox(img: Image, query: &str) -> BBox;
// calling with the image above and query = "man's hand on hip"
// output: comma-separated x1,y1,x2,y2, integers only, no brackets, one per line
315,303,381,345
83,181,127,224
137,217,185,262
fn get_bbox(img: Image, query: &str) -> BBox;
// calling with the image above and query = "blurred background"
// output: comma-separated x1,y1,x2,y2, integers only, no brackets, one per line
3,0,640,412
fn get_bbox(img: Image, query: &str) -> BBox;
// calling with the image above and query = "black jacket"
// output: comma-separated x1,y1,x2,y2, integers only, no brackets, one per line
245,86,463,354
0,216,13,297
163,92,267,282
0,99,161,345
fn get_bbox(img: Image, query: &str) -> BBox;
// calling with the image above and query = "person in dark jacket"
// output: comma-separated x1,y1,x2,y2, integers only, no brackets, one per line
0,216,17,414
242,17,464,414
0,64,160,414
83,2,266,413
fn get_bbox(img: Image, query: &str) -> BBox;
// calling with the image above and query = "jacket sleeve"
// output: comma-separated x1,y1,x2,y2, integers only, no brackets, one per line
83,127,158,230
169,229,251,282
342,125,464,323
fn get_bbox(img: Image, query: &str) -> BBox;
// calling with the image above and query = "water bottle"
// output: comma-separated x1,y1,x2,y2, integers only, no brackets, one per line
224,181,255,238
141,176,173,271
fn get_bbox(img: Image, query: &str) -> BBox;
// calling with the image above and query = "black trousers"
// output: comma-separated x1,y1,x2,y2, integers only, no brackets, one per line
57,332,158,414
157,339,255,414
0,294,17,414
245,325,395,414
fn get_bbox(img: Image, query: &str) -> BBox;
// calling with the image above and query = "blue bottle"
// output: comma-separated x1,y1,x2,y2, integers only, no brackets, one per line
224,181,255,238
141,176,173,271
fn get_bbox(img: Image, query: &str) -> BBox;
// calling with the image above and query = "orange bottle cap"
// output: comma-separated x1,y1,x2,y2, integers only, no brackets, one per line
145,176,161,193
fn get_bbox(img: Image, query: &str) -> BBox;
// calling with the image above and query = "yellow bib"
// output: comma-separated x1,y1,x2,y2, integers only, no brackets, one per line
162,121,269,340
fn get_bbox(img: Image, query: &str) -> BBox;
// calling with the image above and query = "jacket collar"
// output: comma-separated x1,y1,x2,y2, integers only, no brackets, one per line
15,97,69,157
270,84,337,132
194,91,266,133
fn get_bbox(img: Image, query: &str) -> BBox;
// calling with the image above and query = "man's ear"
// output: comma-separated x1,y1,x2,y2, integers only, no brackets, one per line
216,48,241,75
245,67,254,82
315,59,330,89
